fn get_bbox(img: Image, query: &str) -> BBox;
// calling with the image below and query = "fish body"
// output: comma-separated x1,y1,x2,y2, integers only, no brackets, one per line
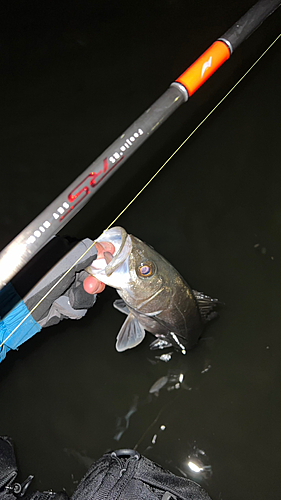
87,227,218,353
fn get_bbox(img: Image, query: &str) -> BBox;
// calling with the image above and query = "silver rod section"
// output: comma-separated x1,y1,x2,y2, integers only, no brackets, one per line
1,0,280,290
0,86,185,289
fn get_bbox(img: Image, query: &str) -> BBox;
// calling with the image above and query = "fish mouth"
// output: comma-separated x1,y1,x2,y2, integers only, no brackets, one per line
87,226,132,279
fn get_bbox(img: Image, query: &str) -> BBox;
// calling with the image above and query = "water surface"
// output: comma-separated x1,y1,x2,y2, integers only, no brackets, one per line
0,1,280,499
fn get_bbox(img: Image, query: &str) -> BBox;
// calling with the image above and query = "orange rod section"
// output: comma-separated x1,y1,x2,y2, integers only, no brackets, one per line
176,40,231,97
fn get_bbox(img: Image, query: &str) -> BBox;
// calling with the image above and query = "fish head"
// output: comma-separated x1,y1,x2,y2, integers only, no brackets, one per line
86,227,168,310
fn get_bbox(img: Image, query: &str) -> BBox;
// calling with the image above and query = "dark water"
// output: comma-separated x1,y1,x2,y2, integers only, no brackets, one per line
0,1,280,499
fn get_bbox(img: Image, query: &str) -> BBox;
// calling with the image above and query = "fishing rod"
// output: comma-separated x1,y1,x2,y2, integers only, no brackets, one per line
0,0,280,290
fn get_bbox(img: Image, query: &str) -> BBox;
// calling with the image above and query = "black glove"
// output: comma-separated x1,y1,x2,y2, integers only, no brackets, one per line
23,238,98,327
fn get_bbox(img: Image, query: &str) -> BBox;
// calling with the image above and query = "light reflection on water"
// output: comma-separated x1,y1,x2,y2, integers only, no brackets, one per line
110,342,216,476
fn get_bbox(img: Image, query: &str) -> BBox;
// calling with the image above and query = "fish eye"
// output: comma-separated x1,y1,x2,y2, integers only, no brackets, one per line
137,261,155,278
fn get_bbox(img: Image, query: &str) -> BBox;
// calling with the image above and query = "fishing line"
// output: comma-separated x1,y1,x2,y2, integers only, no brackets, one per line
1,33,280,352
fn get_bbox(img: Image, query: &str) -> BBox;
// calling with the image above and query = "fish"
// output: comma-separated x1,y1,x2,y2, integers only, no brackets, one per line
86,227,218,353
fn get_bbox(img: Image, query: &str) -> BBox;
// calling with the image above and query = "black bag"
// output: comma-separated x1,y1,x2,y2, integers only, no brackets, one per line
0,438,211,500
71,449,211,500
0,437,67,500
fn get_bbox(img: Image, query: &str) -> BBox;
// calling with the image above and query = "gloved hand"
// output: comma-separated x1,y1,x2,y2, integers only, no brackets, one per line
0,237,115,362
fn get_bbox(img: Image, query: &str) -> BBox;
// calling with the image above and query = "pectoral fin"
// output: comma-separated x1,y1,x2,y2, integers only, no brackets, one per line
116,313,146,352
113,299,130,315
